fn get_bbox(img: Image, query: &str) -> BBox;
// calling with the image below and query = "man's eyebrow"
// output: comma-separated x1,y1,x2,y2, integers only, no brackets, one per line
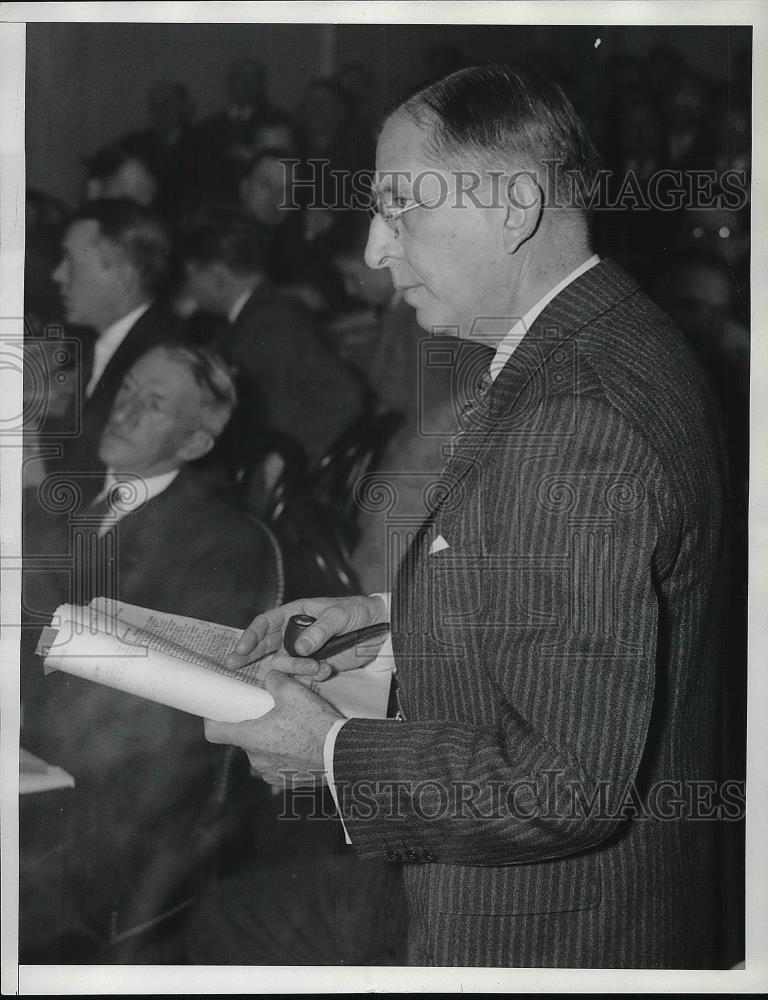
375,171,411,194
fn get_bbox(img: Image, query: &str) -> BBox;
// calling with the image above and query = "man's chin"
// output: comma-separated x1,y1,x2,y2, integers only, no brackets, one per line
408,301,463,339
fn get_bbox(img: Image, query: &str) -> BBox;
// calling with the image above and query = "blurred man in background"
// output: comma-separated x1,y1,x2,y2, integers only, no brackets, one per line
118,81,197,221
84,145,159,208
49,198,179,492
239,148,345,314
179,207,367,467
185,57,274,206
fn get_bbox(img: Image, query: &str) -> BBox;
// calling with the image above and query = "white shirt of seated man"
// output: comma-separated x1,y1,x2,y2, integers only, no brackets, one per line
92,344,234,533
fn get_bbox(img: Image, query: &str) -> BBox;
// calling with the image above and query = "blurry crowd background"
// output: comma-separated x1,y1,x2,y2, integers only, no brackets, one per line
19,22,750,966
24,24,752,581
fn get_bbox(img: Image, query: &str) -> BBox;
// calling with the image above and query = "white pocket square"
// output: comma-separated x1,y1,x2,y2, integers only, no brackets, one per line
430,534,450,554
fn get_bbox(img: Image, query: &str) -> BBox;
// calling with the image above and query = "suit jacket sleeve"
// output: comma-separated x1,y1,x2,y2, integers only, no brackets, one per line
239,298,364,461
333,395,679,866
160,515,279,629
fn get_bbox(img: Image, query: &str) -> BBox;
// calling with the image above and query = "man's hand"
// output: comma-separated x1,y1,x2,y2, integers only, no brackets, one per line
225,595,389,679
204,670,344,787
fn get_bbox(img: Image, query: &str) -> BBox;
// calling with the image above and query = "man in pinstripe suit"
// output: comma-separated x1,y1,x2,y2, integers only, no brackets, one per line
207,66,729,967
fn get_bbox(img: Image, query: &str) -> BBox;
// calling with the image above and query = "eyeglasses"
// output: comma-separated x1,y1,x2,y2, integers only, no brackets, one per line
368,192,443,236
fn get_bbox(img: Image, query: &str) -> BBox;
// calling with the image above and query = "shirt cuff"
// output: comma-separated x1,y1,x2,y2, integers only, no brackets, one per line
370,591,392,619
323,718,351,844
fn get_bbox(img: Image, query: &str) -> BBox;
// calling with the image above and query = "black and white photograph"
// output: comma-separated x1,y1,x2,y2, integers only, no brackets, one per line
1,2,765,993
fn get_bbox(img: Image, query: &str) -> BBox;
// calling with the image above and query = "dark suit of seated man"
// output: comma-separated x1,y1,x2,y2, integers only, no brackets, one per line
20,343,279,963
178,206,368,468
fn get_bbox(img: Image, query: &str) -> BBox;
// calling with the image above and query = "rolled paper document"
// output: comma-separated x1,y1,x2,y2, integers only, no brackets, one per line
41,617,274,722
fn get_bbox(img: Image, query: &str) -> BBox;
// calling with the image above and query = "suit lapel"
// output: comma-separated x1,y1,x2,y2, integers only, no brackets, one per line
84,303,168,412
393,260,640,601
428,259,640,521
230,278,276,333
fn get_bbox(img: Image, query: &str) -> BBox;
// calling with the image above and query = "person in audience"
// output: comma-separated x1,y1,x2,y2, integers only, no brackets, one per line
239,148,345,313
84,144,159,207
118,81,197,221
293,77,375,230
250,111,298,158
330,215,493,591
293,77,350,167
49,198,179,491
239,149,293,229
328,213,429,418
178,206,367,466
185,57,275,206
21,342,280,963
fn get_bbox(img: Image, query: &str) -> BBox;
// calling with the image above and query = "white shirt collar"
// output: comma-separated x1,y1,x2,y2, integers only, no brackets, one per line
95,467,180,534
228,277,264,324
489,255,600,383
85,301,152,398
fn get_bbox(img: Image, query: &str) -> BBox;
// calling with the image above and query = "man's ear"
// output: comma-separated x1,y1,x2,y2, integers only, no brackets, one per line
115,257,141,297
501,171,544,253
177,428,215,464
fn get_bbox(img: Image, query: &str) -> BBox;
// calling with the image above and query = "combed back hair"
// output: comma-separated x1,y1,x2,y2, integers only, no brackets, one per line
70,198,171,295
178,206,271,275
85,143,155,184
241,146,293,181
253,109,296,135
153,342,238,437
400,64,601,208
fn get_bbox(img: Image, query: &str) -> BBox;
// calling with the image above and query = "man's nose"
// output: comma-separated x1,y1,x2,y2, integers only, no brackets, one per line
364,214,400,270
111,396,140,426
51,260,65,284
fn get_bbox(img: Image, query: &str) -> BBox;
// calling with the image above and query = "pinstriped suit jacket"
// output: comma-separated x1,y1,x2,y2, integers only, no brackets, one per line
335,260,728,967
